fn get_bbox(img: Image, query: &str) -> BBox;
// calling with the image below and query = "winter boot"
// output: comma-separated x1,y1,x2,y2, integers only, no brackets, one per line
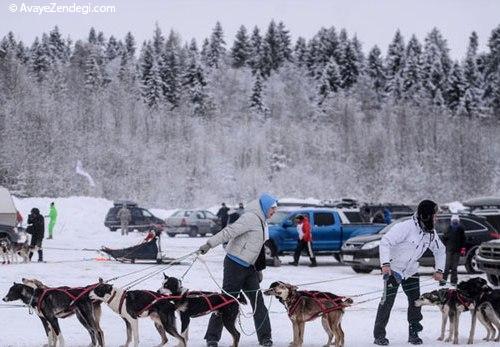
206,341,218,347
309,258,317,267
29,252,33,261
288,261,298,266
373,337,389,345
260,338,273,346
37,249,43,262
408,326,423,345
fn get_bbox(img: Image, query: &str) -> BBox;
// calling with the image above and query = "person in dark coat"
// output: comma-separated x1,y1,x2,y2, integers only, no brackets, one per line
27,208,44,262
442,215,466,286
383,208,392,224
216,202,230,228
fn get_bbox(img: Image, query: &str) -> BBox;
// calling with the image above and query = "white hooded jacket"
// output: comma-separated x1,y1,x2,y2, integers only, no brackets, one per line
379,215,446,279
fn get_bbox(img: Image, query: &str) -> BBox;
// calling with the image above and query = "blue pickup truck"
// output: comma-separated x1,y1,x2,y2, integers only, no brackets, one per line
264,207,385,264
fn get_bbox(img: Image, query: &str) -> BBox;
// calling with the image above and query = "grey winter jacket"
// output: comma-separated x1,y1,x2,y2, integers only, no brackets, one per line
206,200,268,265
379,215,446,279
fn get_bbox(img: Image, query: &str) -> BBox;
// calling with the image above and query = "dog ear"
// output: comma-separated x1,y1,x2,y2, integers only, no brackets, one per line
163,273,168,279
98,277,103,284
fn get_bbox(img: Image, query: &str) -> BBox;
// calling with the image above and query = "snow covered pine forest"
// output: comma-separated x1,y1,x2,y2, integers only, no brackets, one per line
0,22,499,207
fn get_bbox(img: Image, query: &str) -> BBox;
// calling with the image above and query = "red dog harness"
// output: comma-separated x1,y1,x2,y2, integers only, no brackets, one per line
185,291,238,317
287,291,349,322
36,283,99,311
447,289,473,309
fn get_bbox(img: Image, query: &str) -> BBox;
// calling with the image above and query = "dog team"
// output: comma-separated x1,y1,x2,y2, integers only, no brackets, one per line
2,195,499,346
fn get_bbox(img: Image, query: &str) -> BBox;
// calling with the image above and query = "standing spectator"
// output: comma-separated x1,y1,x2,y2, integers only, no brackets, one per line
216,202,230,229
16,210,23,227
442,215,466,286
198,193,278,347
373,200,445,346
27,208,44,262
383,208,392,224
237,202,245,216
289,215,317,267
46,202,57,239
117,204,132,236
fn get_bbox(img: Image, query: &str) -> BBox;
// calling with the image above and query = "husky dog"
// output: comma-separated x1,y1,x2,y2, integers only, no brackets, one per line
264,281,352,347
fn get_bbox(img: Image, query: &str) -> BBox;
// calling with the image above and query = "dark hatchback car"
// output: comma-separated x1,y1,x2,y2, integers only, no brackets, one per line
341,214,499,274
104,201,165,232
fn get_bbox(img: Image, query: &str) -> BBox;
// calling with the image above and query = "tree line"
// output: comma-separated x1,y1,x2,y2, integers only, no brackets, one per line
0,22,499,207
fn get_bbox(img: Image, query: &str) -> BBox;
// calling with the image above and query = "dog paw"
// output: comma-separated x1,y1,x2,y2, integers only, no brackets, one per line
444,337,451,342
467,339,474,344
437,336,443,341
453,340,459,345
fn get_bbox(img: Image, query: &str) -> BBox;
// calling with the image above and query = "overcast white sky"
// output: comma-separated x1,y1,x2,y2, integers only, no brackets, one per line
1,0,499,58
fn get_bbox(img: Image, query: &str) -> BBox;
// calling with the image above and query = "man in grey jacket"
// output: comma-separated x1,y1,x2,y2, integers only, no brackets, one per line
198,193,278,347
373,200,446,346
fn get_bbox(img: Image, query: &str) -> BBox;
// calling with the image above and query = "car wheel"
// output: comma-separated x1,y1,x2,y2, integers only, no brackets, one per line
486,273,499,287
189,227,198,237
199,233,207,237
465,247,481,274
333,253,342,263
167,233,176,238
351,265,373,274
109,228,117,232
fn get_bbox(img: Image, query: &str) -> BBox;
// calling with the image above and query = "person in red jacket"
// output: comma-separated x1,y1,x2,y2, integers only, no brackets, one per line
289,215,317,267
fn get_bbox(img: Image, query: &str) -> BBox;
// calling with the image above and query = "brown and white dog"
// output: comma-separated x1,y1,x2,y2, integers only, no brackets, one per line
264,281,352,347
89,280,185,347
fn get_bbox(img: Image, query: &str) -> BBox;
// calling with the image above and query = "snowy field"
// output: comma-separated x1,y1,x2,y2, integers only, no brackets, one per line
0,197,491,347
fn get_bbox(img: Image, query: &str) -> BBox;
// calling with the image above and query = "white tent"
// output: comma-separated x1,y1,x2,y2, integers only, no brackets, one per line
0,186,17,226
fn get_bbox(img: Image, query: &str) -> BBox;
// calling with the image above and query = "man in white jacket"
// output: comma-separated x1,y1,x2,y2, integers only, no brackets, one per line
373,200,446,346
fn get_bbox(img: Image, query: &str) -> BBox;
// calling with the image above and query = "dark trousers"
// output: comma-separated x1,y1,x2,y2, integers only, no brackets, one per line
204,256,271,343
293,240,316,264
444,251,460,285
373,275,422,339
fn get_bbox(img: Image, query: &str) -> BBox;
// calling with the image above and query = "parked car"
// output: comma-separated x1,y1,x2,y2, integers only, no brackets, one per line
341,213,499,274
104,201,165,232
360,203,415,222
264,207,386,265
0,186,25,243
165,209,221,237
476,240,500,287
463,196,500,233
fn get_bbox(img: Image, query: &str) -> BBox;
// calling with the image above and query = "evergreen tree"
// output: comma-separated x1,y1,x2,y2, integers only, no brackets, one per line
486,25,500,116
306,37,321,78
261,20,285,75
366,45,386,101
124,32,136,58
249,74,268,115
206,22,226,68
248,26,263,74
48,26,69,62
200,38,210,66
105,35,120,60
422,28,452,101
231,25,251,68
462,32,482,116
140,42,164,108
385,30,406,98
351,35,365,71
318,57,341,102
152,23,164,57
88,27,97,44
294,37,308,68
401,35,423,101
30,36,51,81
97,31,106,47
160,32,181,108
277,21,292,62
183,55,210,117
446,62,466,112
16,41,29,64
338,40,360,89
84,54,103,90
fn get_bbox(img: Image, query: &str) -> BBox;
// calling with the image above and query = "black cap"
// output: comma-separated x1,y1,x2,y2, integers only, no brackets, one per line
30,208,40,215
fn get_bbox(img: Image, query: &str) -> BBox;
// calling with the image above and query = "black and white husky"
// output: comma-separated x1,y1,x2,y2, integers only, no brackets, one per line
415,288,473,344
3,281,104,347
89,280,185,347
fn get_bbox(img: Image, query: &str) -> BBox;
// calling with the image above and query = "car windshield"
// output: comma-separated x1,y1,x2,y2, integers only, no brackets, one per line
268,211,290,225
172,210,192,217
378,217,411,234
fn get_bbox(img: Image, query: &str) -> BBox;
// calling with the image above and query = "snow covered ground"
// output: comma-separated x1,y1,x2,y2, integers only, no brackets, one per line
0,197,491,346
